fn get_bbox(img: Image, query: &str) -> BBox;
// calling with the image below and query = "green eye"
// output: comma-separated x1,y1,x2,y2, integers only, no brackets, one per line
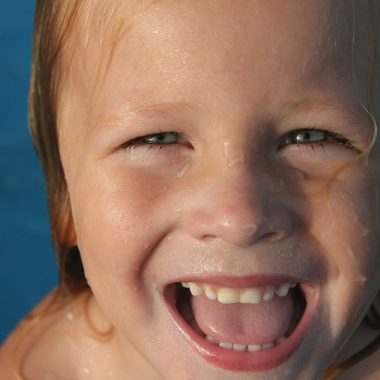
288,129,327,144
142,132,180,144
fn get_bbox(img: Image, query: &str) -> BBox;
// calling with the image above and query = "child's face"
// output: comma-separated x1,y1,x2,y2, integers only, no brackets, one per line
59,1,380,379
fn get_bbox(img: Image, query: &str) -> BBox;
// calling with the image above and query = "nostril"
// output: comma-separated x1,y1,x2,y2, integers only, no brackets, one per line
182,184,296,247
200,235,219,243
261,232,281,243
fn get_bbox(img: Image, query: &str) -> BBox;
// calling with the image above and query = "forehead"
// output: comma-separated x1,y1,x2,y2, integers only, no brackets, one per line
61,0,370,128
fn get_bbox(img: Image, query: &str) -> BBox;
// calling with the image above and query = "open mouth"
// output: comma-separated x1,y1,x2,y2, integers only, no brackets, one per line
164,278,317,371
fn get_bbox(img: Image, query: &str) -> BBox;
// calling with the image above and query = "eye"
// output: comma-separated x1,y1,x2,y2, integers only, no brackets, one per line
122,131,187,149
278,128,355,150
140,132,182,145
284,129,326,144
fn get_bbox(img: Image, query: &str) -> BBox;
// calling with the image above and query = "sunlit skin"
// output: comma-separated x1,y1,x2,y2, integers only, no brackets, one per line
2,1,380,379
60,1,380,379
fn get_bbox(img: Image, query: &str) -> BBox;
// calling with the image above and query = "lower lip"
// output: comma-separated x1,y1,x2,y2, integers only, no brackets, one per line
165,285,318,372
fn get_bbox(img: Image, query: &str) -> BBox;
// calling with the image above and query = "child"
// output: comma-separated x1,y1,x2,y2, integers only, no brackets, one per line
1,0,380,379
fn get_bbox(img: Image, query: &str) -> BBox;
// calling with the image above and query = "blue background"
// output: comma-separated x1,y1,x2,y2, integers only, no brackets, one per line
0,0,58,343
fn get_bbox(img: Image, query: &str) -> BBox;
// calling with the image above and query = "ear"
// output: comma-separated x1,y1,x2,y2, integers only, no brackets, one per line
53,190,77,249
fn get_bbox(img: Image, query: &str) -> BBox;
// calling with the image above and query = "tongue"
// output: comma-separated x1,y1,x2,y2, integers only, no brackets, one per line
191,293,293,345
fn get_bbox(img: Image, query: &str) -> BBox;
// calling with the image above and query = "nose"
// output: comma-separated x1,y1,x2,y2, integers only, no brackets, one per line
183,167,296,248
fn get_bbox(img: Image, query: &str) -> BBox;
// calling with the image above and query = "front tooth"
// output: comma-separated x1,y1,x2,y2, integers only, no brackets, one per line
181,282,190,288
217,288,239,304
233,344,247,352
275,283,290,297
189,282,203,296
262,286,275,302
204,285,217,300
240,288,261,304
248,344,261,352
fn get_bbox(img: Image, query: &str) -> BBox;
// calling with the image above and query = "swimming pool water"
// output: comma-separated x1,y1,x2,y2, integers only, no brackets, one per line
0,0,58,343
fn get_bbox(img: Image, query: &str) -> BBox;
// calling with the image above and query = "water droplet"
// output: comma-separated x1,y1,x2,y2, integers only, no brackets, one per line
244,223,258,236
177,162,192,178
128,145,151,161
355,274,367,285
223,141,244,168
360,227,370,236
83,367,90,375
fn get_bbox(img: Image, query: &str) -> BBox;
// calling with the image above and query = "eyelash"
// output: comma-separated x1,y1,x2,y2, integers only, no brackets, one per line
277,128,356,151
122,128,356,152
122,132,185,150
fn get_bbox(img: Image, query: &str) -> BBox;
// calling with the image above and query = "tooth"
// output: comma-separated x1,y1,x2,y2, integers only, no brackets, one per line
233,344,247,352
248,344,262,352
275,283,290,297
181,282,190,288
239,288,261,304
262,342,274,350
219,342,233,349
189,282,203,296
217,288,239,304
204,285,217,300
262,286,275,302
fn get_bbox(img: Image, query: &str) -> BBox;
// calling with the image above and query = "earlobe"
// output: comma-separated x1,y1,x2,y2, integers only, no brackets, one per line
53,192,88,293
53,191,77,249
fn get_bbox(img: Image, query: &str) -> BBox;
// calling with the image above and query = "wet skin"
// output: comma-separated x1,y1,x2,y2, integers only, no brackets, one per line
55,1,380,379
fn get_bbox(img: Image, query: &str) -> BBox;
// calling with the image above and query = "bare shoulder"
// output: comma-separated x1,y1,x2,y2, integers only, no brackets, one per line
0,291,99,380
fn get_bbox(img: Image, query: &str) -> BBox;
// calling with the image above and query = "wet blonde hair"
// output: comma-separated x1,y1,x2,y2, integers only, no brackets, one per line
25,0,380,379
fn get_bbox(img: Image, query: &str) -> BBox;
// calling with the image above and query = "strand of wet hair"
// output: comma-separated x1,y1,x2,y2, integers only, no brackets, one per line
323,333,380,379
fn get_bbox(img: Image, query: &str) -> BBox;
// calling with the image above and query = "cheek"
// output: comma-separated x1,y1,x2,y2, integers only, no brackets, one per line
69,165,171,286
323,177,379,274
309,169,380,335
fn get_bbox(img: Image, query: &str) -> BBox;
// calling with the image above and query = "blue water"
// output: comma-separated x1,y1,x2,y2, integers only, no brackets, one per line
0,0,58,343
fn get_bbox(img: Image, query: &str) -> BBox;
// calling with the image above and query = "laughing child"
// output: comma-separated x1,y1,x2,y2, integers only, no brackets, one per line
1,1,380,379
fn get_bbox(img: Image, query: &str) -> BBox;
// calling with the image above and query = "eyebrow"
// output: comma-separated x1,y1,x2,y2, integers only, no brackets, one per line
280,98,373,144
95,101,195,128
281,98,367,124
